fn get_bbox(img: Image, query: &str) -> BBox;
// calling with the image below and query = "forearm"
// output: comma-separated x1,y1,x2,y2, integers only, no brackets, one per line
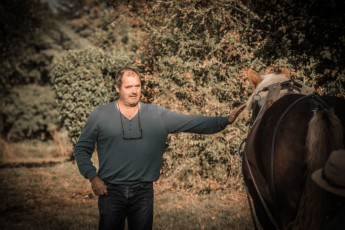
74,145,98,180
74,108,99,180
165,113,230,134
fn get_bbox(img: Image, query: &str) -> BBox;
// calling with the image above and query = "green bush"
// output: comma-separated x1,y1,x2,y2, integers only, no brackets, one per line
51,48,137,145
128,0,344,191
240,0,345,97
0,1,57,92
131,0,255,191
0,1,61,141
0,1,142,142
0,85,60,141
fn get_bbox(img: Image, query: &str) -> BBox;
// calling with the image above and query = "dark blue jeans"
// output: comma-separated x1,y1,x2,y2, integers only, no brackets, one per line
98,182,154,230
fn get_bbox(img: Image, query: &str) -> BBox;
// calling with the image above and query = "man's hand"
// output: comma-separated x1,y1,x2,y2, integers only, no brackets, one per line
90,176,108,196
228,103,246,124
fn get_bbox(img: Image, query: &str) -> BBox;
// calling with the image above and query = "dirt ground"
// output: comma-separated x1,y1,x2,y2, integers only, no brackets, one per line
0,160,253,230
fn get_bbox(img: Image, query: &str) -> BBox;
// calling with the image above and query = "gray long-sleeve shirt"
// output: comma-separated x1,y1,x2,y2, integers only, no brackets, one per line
74,101,230,184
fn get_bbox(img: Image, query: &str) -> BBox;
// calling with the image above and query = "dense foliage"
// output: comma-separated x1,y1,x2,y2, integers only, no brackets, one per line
125,0,344,191
0,85,60,141
51,48,135,144
1,0,344,192
0,0,60,140
243,0,345,96
130,0,255,191
0,1,137,141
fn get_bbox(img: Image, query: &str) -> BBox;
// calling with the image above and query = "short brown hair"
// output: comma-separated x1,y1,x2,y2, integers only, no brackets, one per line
115,67,142,88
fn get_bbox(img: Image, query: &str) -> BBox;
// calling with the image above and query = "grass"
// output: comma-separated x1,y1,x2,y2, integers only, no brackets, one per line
0,138,253,230
0,162,98,230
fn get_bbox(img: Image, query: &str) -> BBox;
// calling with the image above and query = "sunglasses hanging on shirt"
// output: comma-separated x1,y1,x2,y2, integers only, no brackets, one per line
118,103,143,140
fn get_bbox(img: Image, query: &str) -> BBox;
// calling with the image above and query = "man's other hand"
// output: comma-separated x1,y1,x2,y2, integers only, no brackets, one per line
91,176,108,196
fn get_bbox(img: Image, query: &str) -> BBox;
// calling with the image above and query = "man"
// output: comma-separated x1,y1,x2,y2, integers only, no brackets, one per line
74,67,245,230
311,149,345,230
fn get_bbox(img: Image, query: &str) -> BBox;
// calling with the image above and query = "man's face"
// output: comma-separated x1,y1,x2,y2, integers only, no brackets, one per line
115,71,141,107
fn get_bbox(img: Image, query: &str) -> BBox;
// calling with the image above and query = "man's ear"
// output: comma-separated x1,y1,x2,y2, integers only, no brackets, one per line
115,85,120,93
